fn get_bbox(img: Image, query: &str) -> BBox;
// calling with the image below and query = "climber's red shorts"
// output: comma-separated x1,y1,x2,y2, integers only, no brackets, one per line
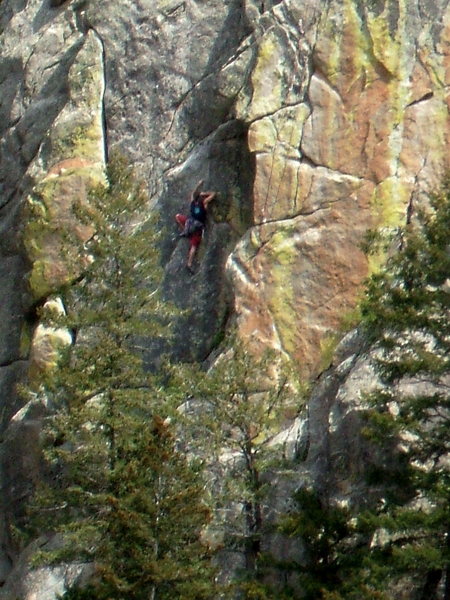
175,214,202,248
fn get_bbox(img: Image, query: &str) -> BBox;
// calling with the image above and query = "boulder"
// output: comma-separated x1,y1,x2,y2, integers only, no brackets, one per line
0,536,92,600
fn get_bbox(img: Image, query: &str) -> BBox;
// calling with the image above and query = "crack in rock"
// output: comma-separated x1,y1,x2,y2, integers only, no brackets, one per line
405,91,434,109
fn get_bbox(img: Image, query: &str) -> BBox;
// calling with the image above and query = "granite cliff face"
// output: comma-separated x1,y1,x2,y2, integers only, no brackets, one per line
1,0,450,595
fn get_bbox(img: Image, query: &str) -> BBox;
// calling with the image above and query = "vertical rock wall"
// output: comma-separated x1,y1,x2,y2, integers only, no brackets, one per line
0,0,107,586
228,0,450,376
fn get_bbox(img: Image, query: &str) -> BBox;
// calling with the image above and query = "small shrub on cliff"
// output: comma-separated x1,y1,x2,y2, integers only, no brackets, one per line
26,155,214,600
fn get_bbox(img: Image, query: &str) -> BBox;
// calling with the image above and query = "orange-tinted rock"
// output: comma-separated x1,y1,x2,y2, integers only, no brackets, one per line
228,174,374,377
232,0,450,377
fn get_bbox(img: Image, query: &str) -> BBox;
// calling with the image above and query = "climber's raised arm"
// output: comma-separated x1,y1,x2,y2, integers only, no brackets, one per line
200,191,217,209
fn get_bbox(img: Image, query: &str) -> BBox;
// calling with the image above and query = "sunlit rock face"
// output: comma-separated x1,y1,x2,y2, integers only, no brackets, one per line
1,0,450,595
227,0,450,376
3,0,449,383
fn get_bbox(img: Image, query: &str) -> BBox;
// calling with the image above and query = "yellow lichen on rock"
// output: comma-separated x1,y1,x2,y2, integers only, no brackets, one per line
371,177,411,228
248,117,277,154
28,298,72,379
249,105,310,223
265,227,299,358
24,174,96,300
365,0,405,77
236,30,283,122
23,30,106,302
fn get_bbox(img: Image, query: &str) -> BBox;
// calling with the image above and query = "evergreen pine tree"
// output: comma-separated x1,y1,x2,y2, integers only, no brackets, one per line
173,344,301,598
274,486,392,600
26,156,214,600
275,488,352,599
356,179,450,599
269,181,450,600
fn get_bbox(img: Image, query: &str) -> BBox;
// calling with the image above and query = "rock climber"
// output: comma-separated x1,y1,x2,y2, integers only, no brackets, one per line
175,179,217,273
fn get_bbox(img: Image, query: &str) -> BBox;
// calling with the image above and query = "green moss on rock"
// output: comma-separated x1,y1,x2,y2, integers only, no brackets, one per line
23,30,106,303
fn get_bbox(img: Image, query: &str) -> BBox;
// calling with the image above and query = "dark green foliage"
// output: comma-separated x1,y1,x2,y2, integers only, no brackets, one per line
361,179,450,373
27,155,214,600
273,180,450,600
274,488,379,600
58,585,99,600
172,342,303,595
357,178,450,598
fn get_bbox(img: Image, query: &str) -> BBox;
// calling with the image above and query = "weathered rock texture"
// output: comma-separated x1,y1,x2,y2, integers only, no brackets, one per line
1,0,450,595
229,0,450,376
